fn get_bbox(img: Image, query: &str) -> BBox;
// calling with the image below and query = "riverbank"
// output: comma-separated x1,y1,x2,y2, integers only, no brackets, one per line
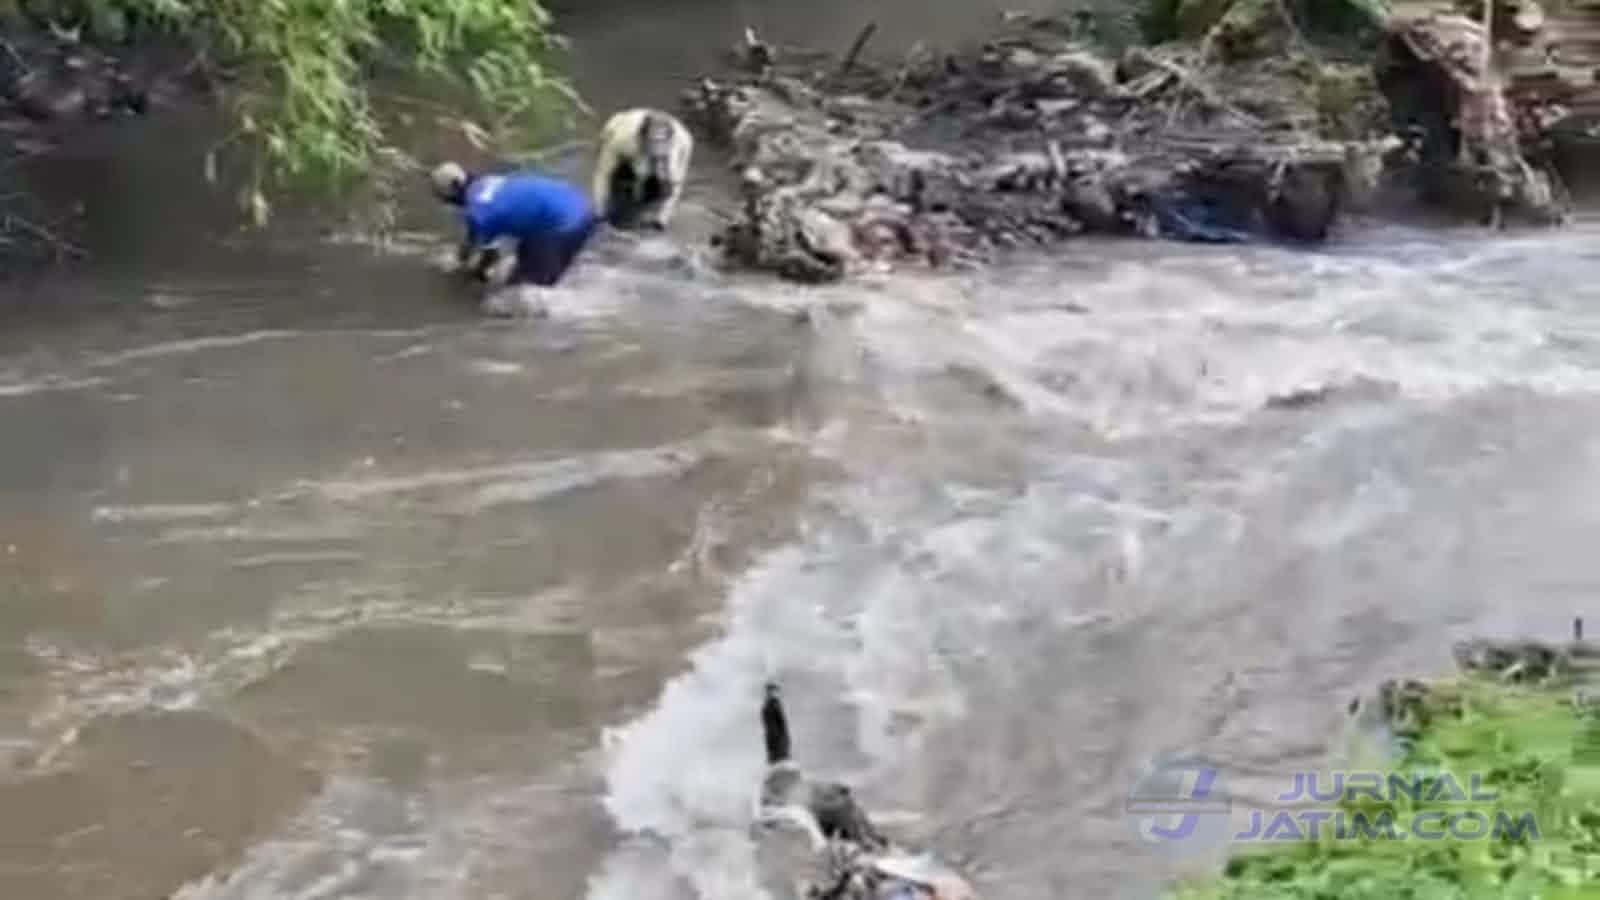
1160,621,1600,900
0,13,216,263
680,1,1591,284
5,1,1594,280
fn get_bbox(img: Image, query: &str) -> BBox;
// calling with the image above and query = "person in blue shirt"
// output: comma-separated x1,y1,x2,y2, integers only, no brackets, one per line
429,161,599,287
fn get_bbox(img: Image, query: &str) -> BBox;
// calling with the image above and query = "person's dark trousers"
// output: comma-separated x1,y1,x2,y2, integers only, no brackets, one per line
512,219,599,287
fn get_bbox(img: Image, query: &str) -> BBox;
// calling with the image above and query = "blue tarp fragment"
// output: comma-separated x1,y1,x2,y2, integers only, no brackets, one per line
1147,195,1255,244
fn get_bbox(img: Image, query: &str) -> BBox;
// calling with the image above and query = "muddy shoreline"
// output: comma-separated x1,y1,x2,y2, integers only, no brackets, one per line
0,17,215,263
678,5,1586,284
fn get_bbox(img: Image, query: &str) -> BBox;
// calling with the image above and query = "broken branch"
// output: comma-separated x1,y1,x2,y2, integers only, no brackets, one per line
840,22,878,75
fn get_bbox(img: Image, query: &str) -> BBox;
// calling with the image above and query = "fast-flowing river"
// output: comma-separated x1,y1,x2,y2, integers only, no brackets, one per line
3,4,1600,900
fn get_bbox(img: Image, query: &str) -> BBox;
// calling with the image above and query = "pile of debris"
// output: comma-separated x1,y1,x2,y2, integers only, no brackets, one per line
679,3,1576,284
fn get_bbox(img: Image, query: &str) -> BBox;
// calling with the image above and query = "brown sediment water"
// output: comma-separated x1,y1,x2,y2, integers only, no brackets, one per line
4,3,1600,899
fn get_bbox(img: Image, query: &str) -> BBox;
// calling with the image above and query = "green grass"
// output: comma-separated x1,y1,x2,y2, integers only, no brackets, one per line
1164,678,1600,900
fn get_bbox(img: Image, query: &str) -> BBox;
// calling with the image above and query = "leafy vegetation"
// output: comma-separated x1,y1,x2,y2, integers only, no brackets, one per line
1163,676,1600,900
1,0,580,224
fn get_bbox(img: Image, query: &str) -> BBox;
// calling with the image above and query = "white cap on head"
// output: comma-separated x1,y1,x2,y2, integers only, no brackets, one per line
429,161,467,201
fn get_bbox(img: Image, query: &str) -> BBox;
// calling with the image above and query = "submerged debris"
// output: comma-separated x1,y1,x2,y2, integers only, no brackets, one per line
755,683,977,900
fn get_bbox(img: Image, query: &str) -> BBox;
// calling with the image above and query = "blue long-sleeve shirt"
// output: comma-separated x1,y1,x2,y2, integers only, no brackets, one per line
461,171,596,247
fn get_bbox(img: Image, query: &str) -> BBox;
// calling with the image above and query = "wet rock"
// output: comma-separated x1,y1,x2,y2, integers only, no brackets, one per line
1265,163,1342,243
1265,383,1341,410
797,208,856,268
1263,375,1398,410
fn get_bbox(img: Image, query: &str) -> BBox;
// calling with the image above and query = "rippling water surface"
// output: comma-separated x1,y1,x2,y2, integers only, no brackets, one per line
4,4,1600,900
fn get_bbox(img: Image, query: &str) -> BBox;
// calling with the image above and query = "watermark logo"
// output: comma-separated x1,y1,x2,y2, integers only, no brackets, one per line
1125,754,1235,858
1125,758,1542,855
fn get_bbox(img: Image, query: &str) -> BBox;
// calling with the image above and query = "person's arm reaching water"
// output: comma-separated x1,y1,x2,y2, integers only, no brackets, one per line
456,197,518,283
429,160,501,281
455,216,496,281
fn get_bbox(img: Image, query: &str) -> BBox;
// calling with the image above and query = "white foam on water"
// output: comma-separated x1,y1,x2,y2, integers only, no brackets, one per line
573,225,1600,900
79,327,440,370
22,220,1600,900
0,373,108,397
284,444,699,505
14,569,578,771
169,775,441,900
91,503,238,524
580,457,1142,898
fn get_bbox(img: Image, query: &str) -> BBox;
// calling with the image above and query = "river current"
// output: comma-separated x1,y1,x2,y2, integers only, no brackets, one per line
2,3,1599,899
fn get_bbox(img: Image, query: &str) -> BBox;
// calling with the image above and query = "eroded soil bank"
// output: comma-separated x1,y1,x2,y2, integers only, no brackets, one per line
680,1,1590,284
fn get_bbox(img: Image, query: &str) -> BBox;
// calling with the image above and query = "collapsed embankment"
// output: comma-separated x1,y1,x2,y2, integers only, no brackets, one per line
679,2,1584,284
1165,621,1600,900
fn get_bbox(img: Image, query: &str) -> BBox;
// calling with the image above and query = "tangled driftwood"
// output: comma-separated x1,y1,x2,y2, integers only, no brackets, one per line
680,8,1580,284
682,23,1397,284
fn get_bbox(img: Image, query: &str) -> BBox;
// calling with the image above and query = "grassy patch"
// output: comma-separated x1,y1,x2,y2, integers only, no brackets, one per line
1164,677,1600,899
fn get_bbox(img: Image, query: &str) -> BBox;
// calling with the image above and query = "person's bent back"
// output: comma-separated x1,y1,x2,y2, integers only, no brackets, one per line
431,162,599,288
465,172,593,245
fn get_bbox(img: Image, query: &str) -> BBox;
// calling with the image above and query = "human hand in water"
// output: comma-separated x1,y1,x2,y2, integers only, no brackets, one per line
435,248,463,274
482,251,517,287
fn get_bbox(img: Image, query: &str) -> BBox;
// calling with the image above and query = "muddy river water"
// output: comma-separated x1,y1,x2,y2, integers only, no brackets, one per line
3,3,1600,899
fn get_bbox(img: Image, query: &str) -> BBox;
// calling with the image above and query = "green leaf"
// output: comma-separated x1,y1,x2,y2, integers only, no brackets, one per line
70,0,578,228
